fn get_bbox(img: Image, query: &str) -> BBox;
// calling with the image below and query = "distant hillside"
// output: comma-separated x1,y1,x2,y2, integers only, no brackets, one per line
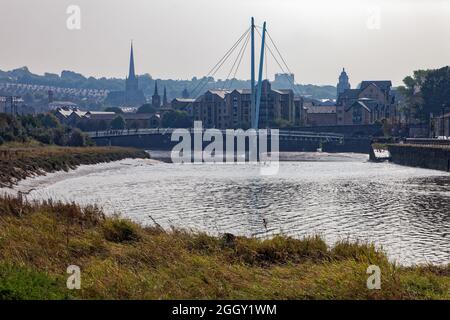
0,67,124,91
0,67,337,101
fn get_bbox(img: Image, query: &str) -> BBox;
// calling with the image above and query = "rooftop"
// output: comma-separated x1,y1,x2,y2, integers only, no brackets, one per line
207,89,231,99
338,89,360,100
173,98,196,103
306,106,336,114
360,81,392,92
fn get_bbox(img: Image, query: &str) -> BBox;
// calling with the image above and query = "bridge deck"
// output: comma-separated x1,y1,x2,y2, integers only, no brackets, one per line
87,128,344,142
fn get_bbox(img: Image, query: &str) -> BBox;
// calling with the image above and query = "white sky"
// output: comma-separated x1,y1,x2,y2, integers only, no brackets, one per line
1,0,449,86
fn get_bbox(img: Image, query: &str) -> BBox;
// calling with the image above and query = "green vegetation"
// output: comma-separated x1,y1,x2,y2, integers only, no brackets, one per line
0,112,150,188
0,113,90,147
398,66,450,121
137,103,158,114
273,118,293,129
161,110,192,128
0,145,149,188
110,115,126,130
0,264,69,300
372,143,388,150
0,195,448,300
421,67,450,117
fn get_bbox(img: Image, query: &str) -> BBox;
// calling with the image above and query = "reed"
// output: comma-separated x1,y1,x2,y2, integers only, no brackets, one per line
0,195,448,300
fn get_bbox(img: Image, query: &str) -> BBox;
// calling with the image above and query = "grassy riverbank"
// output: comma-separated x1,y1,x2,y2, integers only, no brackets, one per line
0,143,149,188
0,195,448,300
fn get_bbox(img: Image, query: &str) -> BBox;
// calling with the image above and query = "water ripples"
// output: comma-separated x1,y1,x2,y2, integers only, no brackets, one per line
21,155,450,266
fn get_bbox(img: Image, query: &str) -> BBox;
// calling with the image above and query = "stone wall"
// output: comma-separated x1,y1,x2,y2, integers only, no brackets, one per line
388,144,450,172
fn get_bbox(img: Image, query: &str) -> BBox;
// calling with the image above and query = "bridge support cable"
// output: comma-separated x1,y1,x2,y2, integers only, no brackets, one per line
188,28,250,99
182,19,304,132
254,27,303,100
226,31,251,91
265,30,303,97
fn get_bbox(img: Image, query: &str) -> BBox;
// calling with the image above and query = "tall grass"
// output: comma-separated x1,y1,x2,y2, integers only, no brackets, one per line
0,195,448,300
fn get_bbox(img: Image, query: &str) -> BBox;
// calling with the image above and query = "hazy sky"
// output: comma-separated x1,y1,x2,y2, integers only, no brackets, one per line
1,0,450,86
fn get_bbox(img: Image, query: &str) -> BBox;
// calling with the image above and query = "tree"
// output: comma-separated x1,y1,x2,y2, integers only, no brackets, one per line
161,110,191,128
40,113,61,129
1,114,25,142
53,126,67,146
397,69,430,122
98,120,108,131
104,107,124,114
32,128,54,144
111,115,126,130
68,128,86,147
421,66,450,120
137,103,158,114
397,68,450,122
273,118,292,128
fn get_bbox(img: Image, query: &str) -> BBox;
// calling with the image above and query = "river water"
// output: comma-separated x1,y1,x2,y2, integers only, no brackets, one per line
10,152,450,266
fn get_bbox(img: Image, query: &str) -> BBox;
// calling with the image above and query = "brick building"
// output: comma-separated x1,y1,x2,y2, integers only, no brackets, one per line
336,80,397,125
191,80,304,129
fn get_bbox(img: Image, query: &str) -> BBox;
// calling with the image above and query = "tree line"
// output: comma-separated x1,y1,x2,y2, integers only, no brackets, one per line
0,113,90,147
397,66,450,122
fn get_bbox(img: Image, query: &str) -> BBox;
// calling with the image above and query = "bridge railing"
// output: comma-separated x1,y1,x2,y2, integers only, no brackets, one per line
405,138,450,146
86,128,344,140
86,128,168,137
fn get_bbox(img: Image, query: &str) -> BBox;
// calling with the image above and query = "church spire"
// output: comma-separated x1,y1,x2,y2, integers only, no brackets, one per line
154,81,159,96
163,86,168,106
152,81,161,108
129,41,136,80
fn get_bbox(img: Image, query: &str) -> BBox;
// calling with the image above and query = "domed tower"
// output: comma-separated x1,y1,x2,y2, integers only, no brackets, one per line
337,68,351,97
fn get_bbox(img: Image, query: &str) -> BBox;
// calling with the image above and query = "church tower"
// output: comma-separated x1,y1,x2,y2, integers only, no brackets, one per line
124,42,146,106
337,68,351,97
105,42,145,107
125,42,139,93
163,86,168,107
152,81,161,108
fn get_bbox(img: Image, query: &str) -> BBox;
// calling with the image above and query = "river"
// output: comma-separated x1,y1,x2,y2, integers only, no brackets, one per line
8,152,450,266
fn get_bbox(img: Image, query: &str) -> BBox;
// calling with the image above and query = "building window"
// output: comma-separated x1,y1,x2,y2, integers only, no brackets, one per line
352,108,362,124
